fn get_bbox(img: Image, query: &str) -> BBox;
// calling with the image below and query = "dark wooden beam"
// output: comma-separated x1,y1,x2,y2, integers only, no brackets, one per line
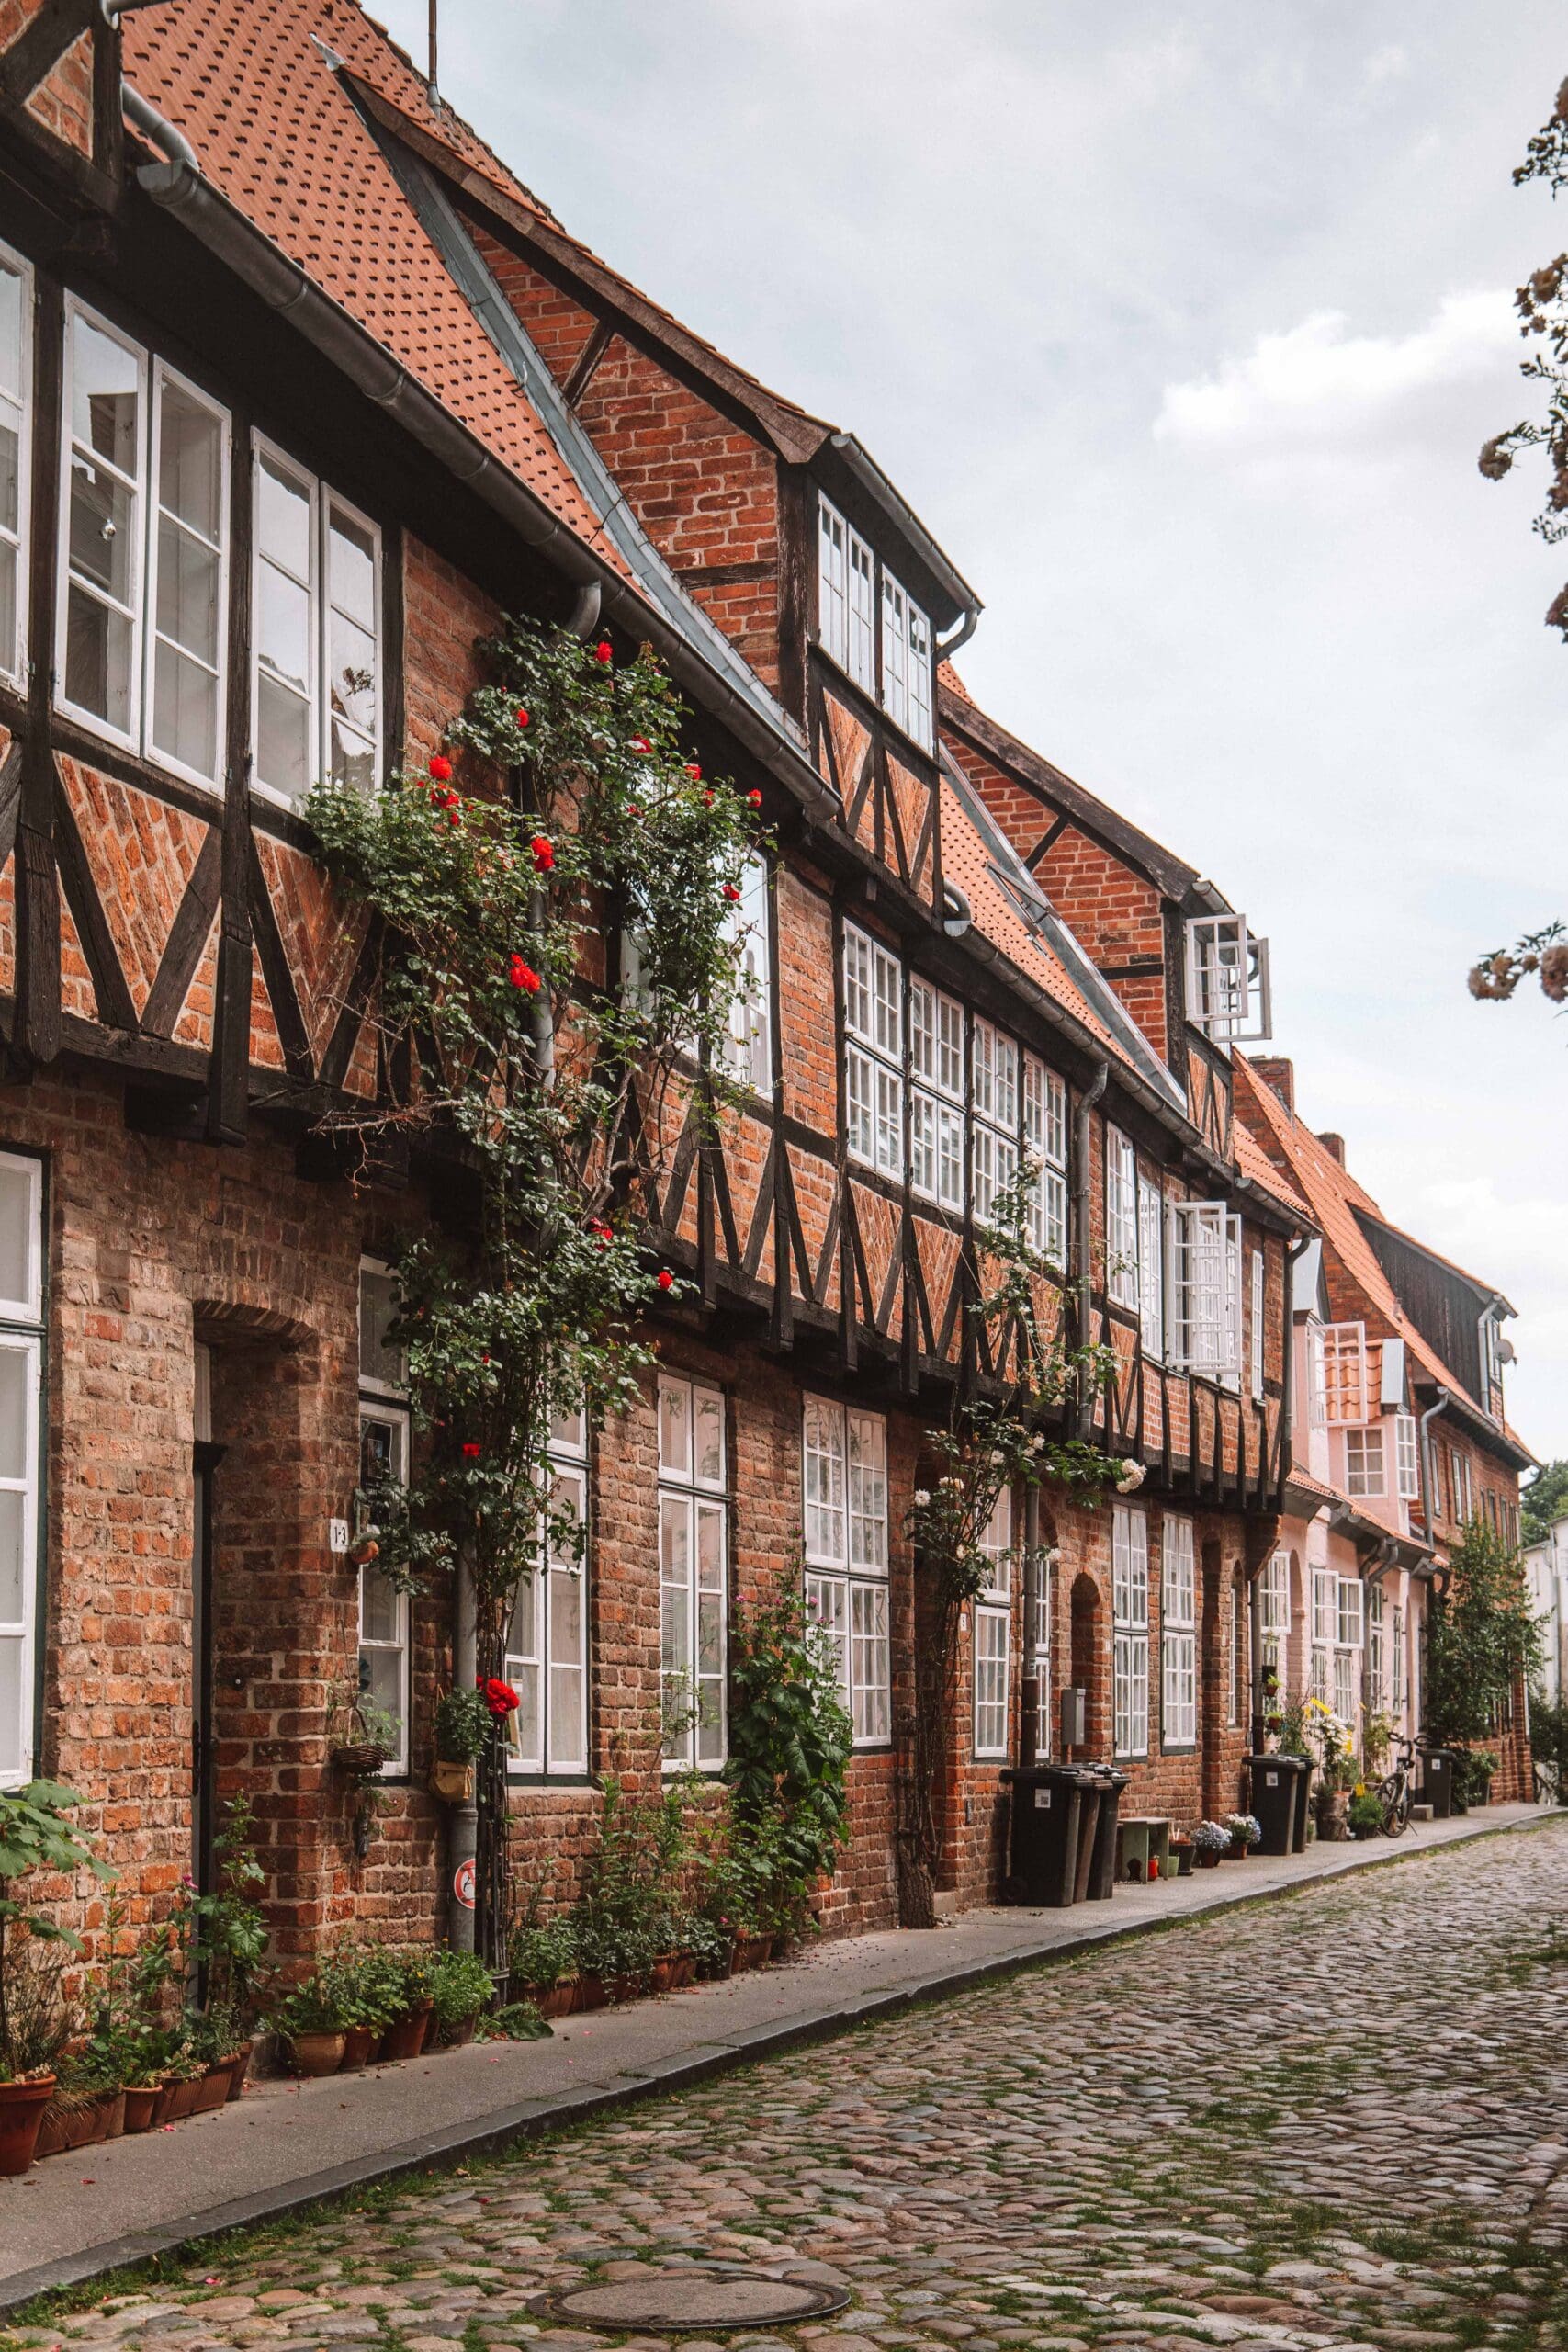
53,767,137,1031
561,317,614,411
13,277,62,1069
0,0,96,105
1023,811,1069,873
141,825,222,1039
210,416,254,1143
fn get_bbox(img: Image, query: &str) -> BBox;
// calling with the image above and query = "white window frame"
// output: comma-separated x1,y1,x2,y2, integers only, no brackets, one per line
1259,1549,1290,1667
1450,1446,1473,1525
971,1017,1019,1229
1334,1644,1357,1723
0,239,34,690
1112,1502,1149,1758
1321,1323,1369,1424
1229,1576,1247,1727
1311,1566,1337,1646
1392,1602,1406,1711
1249,1249,1265,1401
718,854,772,1094
1028,1551,1052,1760
1137,1175,1164,1360
1105,1127,1139,1310
1306,1319,1327,1429
0,1152,43,1792
1167,1201,1241,1380
1185,914,1272,1044
842,922,904,1179
1345,1424,1385,1499
973,1487,1012,1758
879,567,933,751
804,1396,890,1747
1337,1577,1364,1650
1160,1515,1197,1749
252,433,381,809
910,977,965,1212
817,494,874,694
659,1374,728,1771
506,1407,590,1778
1367,1584,1386,1707
1024,1057,1069,1266
57,301,232,791
356,1397,410,1780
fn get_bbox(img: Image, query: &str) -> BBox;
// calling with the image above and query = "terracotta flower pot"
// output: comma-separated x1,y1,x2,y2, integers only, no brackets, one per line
224,2046,251,2101
437,2012,479,2049
649,1955,678,1995
150,2077,180,2126
0,2076,56,2177
338,2025,376,2072
607,1973,641,2004
165,2073,204,2120
572,1974,606,2013
1222,1843,1248,1860
671,1954,696,1989
33,2098,72,2158
192,2063,231,2112
123,2085,161,2133
378,2004,431,2063
528,1983,574,2020
289,2030,345,2078
96,2087,127,2139
1195,1848,1222,1869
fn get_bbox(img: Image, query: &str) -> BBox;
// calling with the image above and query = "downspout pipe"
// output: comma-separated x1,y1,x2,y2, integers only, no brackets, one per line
1418,1388,1453,1555
1073,1060,1110,1441
121,75,199,171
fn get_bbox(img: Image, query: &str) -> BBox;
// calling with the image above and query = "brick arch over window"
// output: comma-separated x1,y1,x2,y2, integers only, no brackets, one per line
193,1298,315,1347
1068,1569,1105,1755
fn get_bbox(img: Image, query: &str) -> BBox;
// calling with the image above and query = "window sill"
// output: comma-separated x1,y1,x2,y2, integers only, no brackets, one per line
506,1770,594,1790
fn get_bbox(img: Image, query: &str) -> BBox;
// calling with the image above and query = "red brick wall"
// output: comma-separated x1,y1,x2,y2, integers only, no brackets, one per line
2,3,96,160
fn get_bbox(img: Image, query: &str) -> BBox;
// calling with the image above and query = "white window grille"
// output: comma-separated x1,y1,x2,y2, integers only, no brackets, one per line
1106,1128,1139,1309
1028,1553,1052,1760
1259,1549,1290,1666
1020,1056,1068,1265
718,854,772,1093
659,1375,728,1770
1334,1645,1357,1722
1229,1577,1247,1727
506,1405,590,1776
357,1400,410,1777
842,922,904,1178
1449,1447,1472,1524
1167,1201,1241,1379
817,495,874,693
1392,1603,1406,1711
254,436,381,805
1160,1515,1197,1748
1345,1425,1385,1499
804,1396,890,1745
1112,1502,1150,1758
1249,1250,1265,1400
1137,1177,1164,1359
1321,1324,1369,1423
0,1153,43,1791
911,978,965,1212
1337,1577,1364,1649
974,1487,1012,1758
880,568,933,751
1185,914,1272,1043
357,1256,406,1399
0,242,34,688
58,301,231,787
1309,1645,1328,1702
1311,1566,1337,1645
971,1018,1019,1228
1367,1584,1386,1707
1306,1321,1327,1428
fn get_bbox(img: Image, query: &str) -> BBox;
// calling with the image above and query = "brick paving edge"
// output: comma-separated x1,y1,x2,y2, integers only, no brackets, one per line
2,1808,1561,2318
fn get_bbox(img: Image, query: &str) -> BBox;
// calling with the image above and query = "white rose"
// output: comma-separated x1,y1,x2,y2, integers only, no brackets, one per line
914,1489,931,1507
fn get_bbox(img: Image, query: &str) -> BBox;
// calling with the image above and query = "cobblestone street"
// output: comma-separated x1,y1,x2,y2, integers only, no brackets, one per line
11,1822,1568,2352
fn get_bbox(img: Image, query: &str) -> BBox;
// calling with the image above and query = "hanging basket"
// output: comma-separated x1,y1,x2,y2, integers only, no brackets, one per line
428,1758,475,1804
331,1698,395,1781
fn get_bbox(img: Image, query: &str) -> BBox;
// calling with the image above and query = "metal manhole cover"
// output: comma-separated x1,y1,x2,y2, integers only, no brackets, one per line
533,2268,851,2333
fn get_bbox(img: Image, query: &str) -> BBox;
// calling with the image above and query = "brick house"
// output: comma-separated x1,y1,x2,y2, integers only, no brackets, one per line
1236,1058,1534,1800
0,0,1521,1976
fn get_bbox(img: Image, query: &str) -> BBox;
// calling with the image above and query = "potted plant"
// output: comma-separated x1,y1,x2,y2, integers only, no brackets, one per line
1348,1792,1384,1839
331,1687,401,1781
379,1949,436,2059
510,1917,577,2019
429,1949,495,2046
1191,1821,1231,1869
1224,1812,1261,1860
0,1781,114,2175
1168,1836,1195,1878
271,1973,348,2076
430,1688,491,1804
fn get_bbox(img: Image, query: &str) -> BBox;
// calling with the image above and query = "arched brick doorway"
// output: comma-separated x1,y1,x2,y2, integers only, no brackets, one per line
1069,1571,1104,1756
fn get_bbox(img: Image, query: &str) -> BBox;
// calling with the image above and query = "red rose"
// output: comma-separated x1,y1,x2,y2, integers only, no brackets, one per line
446,809,461,829
462,1442,481,1460
594,640,613,664
508,955,541,993
530,836,555,873
515,707,530,728
627,803,640,818
685,763,702,781
722,883,740,901
703,792,715,808
630,737,650,753
428,754,453,782
747,789,762,808
479,1676,520,1717
657,1270,674,1292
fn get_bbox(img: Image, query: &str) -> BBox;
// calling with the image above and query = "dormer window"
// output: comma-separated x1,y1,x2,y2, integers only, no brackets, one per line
880,571,932,751
1185,915,1272,1043
816,493,934,752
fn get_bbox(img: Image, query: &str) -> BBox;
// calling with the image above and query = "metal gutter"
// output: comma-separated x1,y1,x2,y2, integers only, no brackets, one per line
121,77,197,169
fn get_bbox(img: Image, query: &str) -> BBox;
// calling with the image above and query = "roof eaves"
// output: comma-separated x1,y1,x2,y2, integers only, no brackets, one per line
829,435,982,633
1351,1205,1517,1318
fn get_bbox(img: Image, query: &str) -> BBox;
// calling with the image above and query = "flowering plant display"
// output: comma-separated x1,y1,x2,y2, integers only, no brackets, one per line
1192,1819,1232,1852
1301,1695,1359,1790
1224,1812,1262,1849
480,1677,520,1719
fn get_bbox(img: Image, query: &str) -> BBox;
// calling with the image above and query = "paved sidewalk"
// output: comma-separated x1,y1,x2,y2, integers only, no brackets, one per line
0,1802,1554,2310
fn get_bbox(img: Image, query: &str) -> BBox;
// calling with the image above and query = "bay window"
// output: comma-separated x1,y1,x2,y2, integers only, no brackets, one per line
973,1487,1012,1759
1160,1514,1196,1748
58,301,231,788
843,922,903,1177
880,570,933,751
1112,1501,1149,1758
1023,1057,1068,1265
506,1405,590,1776
910,976,964,1211
817,496,874,693
0,1153,43,1791
803,1396,890,1745
659,1374,728,1770
254,437,380,805
971,1017,1019,1226
1185,914,1271,1043
1105,1127,1138,1308
0,243,33,688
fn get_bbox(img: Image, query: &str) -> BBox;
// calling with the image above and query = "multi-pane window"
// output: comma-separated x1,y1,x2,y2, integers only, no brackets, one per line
1367,1584,1386,1707
1105,1128,1139,1309
1395,1413,1420,1503
1345,1425,1385,1498
1392,1604,1406,1712
356,1400,410,1777
1137,1177,1164,1359
1249,1250,1265,1400
506,1406,589,1776
842,922,903,1177
1334,1645,1357,1722
1306,1321,1327,1428
357,1257,405,1399
817,496,874,693
880,569,933,751
1112,1502,1150,1758
973,1487,1012,1758
1028,1553,1052,1760
1310,1565,1335,1705
1168,1202,1241,1379
0,1154,42,1792
1321,1323,1369,1423
58,301,231,787
971,1018,1019,1226
1229,1577,1247,1726
1024,1057,1069,1265
1185,914,1271,1043
254,438,380,805
803,1396,890,1745
0,243,33,687
1449,1446,1473,1525
718,854,772,1092
1337,1577,1364,1651
1259,1549,1290,1668
910,978,964,1211
1160,1515,1196,1748
659,1375,728,1770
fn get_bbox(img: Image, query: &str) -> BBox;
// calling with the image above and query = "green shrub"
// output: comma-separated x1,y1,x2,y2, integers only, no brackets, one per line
429,1948,494,2028
510,1916,576,1991
269,1971,345,2038
1348,1793,1384,1838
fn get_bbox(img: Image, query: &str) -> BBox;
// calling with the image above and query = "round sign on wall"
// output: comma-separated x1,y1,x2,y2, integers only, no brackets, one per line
453,1858,476,1910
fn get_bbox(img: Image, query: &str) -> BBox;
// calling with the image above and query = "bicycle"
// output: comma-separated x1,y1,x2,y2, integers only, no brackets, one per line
1375,1736,1417,1837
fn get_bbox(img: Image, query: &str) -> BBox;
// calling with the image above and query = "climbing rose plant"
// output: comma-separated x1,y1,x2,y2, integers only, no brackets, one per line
306,619,767,1954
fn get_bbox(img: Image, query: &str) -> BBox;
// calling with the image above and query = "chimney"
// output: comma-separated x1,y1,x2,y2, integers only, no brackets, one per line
1251,1057,1295,1114
1317,1132,1346,1166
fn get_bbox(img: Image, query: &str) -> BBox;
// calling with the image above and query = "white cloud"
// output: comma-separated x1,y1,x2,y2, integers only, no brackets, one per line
1359,42,1411,96
1153,291,1516,456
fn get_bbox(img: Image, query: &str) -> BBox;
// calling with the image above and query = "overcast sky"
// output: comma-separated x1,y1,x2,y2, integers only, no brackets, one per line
375,0,1568,1458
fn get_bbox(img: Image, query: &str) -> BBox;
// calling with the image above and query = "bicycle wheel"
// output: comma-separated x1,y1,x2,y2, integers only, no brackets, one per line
1376,1773,1406,1836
